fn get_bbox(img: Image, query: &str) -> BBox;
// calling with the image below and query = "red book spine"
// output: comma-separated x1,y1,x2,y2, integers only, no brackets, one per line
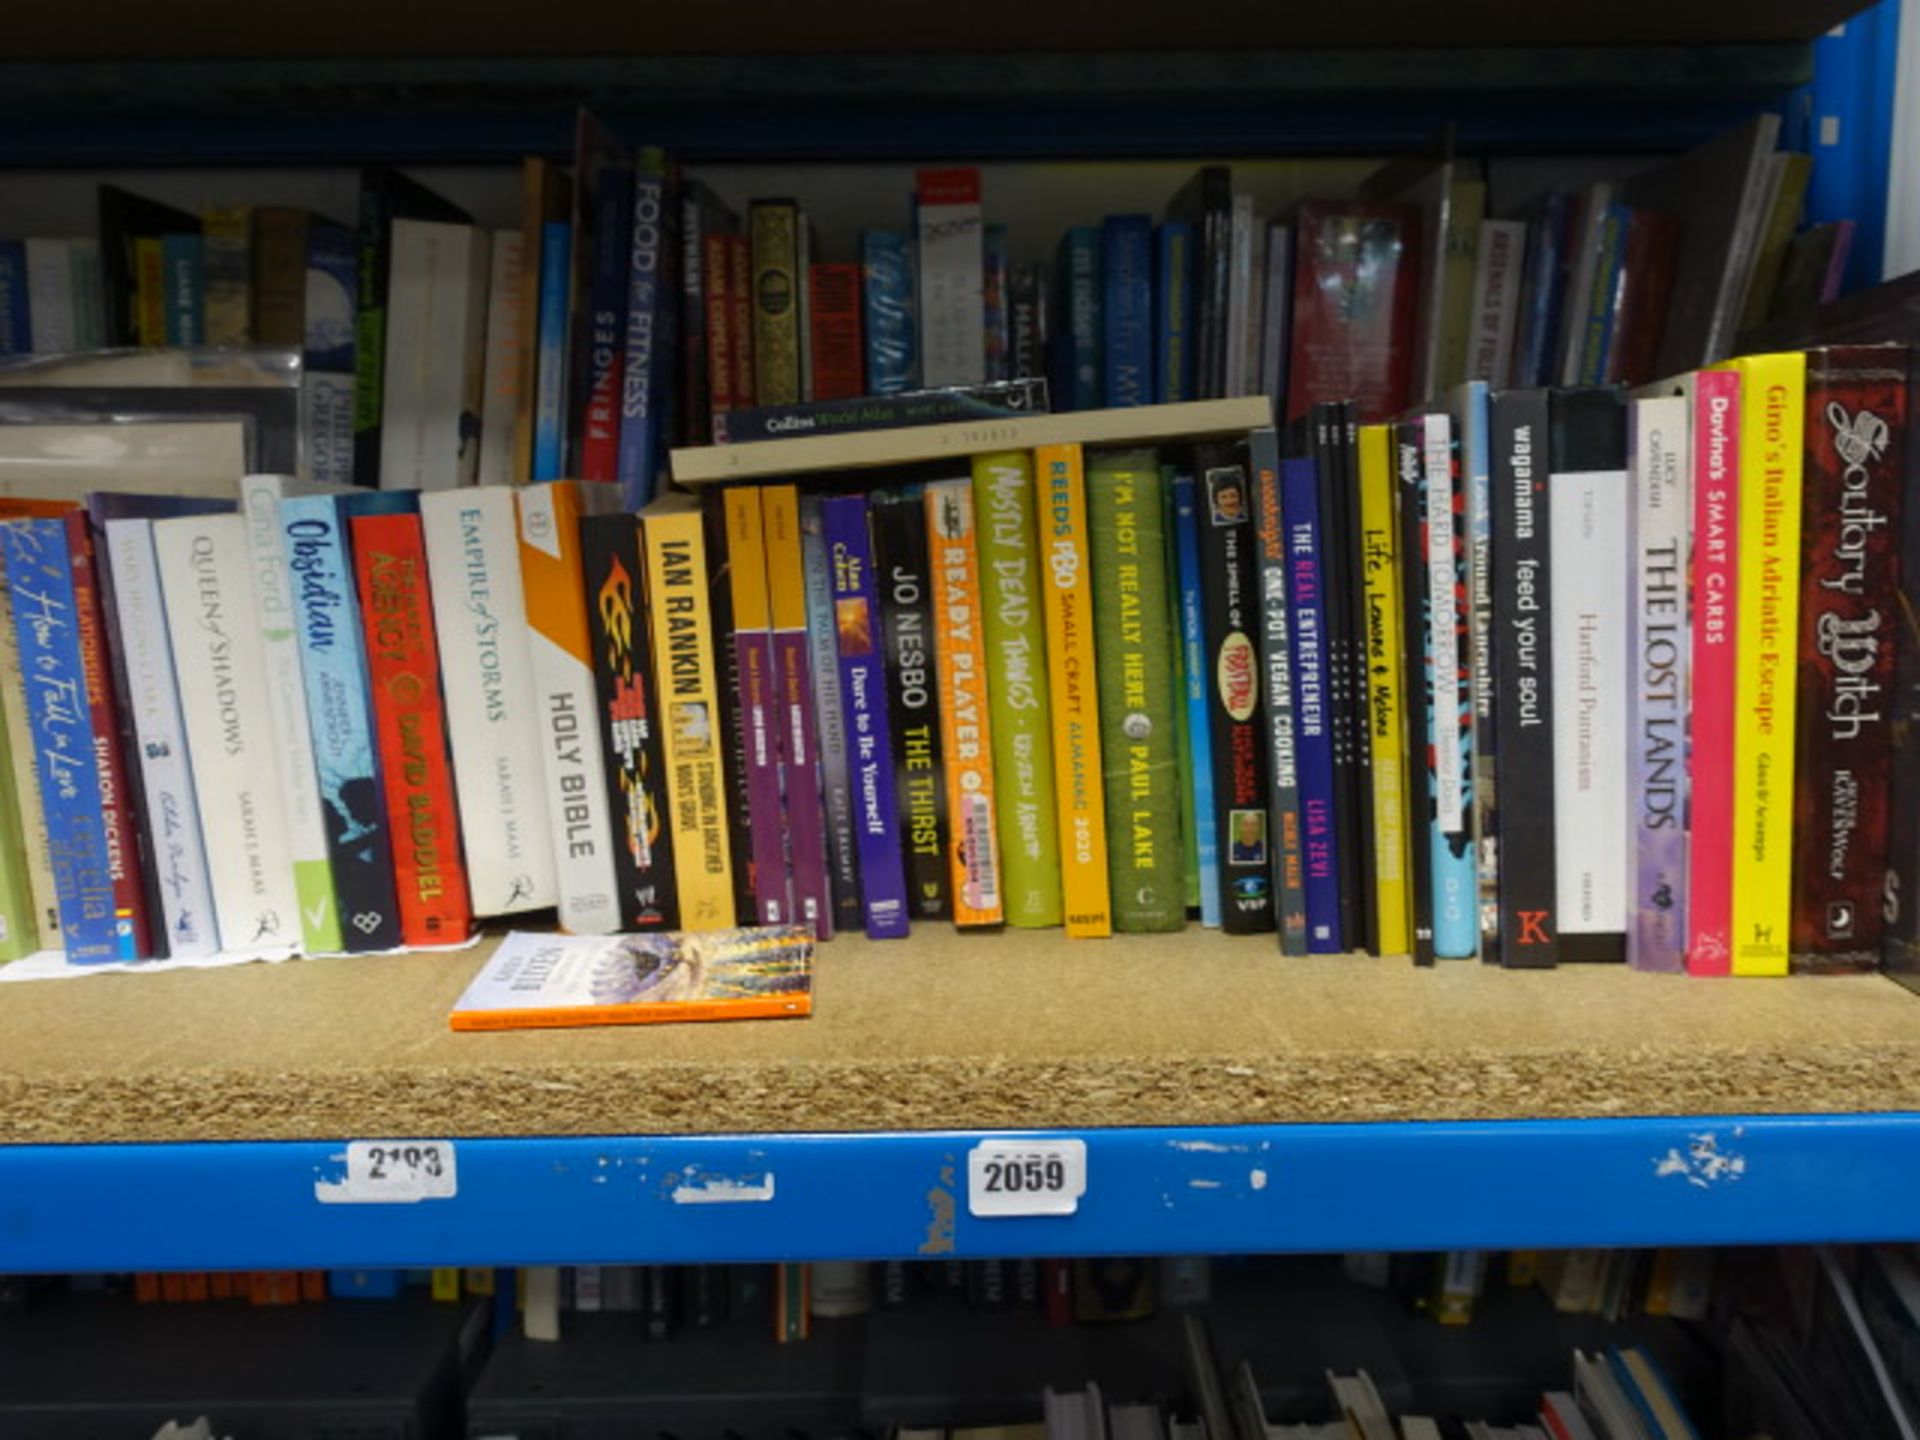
1686,371,1741,975
808,263,865,401
1042,1258,1073,1327
1285,202,1420,424
352,511,473,947
65,512,151,959
705,231,737,420
1791,344,1910,970
1609,211,1680,388
727,233,756,410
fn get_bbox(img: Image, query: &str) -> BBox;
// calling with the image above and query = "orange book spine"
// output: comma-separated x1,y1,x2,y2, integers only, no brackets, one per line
449,993,813,1031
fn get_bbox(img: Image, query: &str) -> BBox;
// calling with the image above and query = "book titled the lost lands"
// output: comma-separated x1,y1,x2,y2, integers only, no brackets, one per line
448,925,814,1031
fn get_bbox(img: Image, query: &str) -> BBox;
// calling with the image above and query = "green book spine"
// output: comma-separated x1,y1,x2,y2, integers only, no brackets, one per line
973,450,1064,927
0,678,37,961
1164,461,1199,911
1088,448,1185,932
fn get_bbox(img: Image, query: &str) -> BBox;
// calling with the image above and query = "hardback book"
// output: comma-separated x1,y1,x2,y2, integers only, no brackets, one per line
279,493,403,953
519,480,624,935
1056,226,1102,411
576,157,635,484
801,493,863,932
1287,202,1421,423
477,230,526,489
1087,449,1184,931
1102,215,1153,408
1035,445,1112,937
1011,260,1049,386
152,513,302,955
449,926,813,1031
916,168,987,389
579,512,676,931
1356,424,1412,958
617,147,677,510
1230,193,1264,398
678,180,735,448
871,487,953,924
380,219,490,491
1626,393,1691,973
925,478,1006,927
160,232,203,345
1722,351,1808,975
1394,424,1436,963
725,230,755,412
419,488,557,918
1451,383,1500,960
762,485,832,937
1156,221,1196,404
1466,218,1526,386
973,450,1064,928
303,220,360,489
750,200,804,407
720,486,791,926
1166,164,1233,399
820,492,910,939
1548,388,1630,963
531,218,573,481
704,231,742,421
97,184,198,349
351,168,472,490
1282,449,1342,953
351,501,473,947
712,379,1047,446
984,223,1012,385
1249,430,1308,953
640,491,740,932
1792,345,1905,972
251,206,309,349
1610,210,1683,387
808,263,864,403
1172,468,1222,927
514,157,571,485
0,242,24,356
862,229,917,396
200,205,252,347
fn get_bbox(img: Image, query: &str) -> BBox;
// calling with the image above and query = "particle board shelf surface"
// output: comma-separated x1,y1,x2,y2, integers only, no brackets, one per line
2,932,1919,1145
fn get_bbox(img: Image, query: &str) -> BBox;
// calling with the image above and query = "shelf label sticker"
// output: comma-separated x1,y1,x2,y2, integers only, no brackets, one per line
315,1141,459,1205
967,1138,1087,1218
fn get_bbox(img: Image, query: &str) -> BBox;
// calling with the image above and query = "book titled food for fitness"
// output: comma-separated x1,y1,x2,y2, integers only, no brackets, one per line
449,925,814,1031
711,379,1048,445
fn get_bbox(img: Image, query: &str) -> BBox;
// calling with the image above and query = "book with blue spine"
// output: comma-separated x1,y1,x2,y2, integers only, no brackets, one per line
1512,193,1570,387
1575,203,1631,386
1155,222,1194,404
161,233,203,345
1102,215,1152,408
1280,455,1341,952
1450,381,1500,962
0,241,28,355
1170,472,1221,928
576,161,634,485
2,518,123,962
532,218,572,482
801,493,862,934
1057,227,1102,411
1422,412,1478,958
281,493,403,952
861,230,917,396
822,494,910,939
616,148,675,510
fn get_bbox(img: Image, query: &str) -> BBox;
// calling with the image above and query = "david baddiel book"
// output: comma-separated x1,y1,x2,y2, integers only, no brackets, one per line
640,491,739,932
822,493,911,939
973,450,1064,928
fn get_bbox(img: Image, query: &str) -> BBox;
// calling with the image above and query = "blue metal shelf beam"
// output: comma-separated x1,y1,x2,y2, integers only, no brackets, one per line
5,1113,1918,1273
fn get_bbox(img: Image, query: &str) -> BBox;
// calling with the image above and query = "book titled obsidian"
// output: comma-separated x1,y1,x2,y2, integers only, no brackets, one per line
1194,439,1274,932
581,512,677,931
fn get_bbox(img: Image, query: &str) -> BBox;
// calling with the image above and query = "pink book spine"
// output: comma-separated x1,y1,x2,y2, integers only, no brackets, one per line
1686,369,1741,975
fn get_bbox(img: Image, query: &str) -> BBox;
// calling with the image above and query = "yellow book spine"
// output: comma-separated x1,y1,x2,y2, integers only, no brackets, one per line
926,478,1005,925
1721,352,1806,976
1357,424,1412,957
1036,444,1111,937
431,1268,461,1302
642,497,738,930
133,236,167,347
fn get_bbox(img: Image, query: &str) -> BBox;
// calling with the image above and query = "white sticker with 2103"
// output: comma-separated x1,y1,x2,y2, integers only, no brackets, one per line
314,1140,459,1204
967,1138,1087,1218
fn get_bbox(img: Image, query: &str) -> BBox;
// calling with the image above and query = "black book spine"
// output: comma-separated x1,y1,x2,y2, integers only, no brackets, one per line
1339,403,1380,954
1395,421,1437,964
581,511,678,931
1198,168,1233,399
1313,405,1362,952
1195,439,1276,932
871,487,952,921
642,1265,679,1341
684,1265,730,1329
700,491,758,926
1491,389,1558,966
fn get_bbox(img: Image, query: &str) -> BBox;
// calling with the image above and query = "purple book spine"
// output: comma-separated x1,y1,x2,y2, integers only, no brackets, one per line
822,494,911,938
773,622,832,939
735,619,790,928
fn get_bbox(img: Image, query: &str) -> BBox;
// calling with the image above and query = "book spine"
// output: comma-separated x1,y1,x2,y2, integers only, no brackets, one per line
1195,442,1274,933
1490,389,1558,966
102,519,219,958
615,156,668,510
419,490,557,917
1036,445,1112,937
704,232,737,421
132,236,166,348
478,232,525,490
1575,205,1629,386
23,239,75,355
1224,194,1253,398
1397,425,1442,965
1169,466,1198,913
252,209,307,347
1627,395,1691,972
1686,372,1741,973
821,494,911,938
384,223,491,492
1312,411,1362,952
1156,222,1194,405
763,485,832,937
872,490,953,923
0,569,59,948
152,516,302,955
1338,407,1379,954
3,520,122,961
702,495,756,928
861,230,917,397
1455,386,1501,961
1791,348,1907,971
353,511,471,946
751,202,802,407
579,513,676,930
1423,415,1478,959
1171,472,1222,928
641,502,739,931
1261,224,1294,416
722,487,792,926
280,497,403,952
305,223,361,489
518,482,621,935
973,451,1064,928
1727,352,1808,976
925,479,1006,926
532,220,572,483
801,495,863,932
984,224,1011,384
161,233,202,346
577,164,633,485
0,242,25,356
1356,426,1412,958
1466,219,1525,386
68,238,104,350
1251,431,1308,953
679,195,712,449
716,381,1047,446
916,168,986,389
1281,455,1341,952
352,188,392,487
200,206,252,346
1102,216,1152,408
0,593,35,957
727,233,756,410
1011,262,1047,386
1086,451,1184,931
1060,227,1102,411
809,264,865,403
